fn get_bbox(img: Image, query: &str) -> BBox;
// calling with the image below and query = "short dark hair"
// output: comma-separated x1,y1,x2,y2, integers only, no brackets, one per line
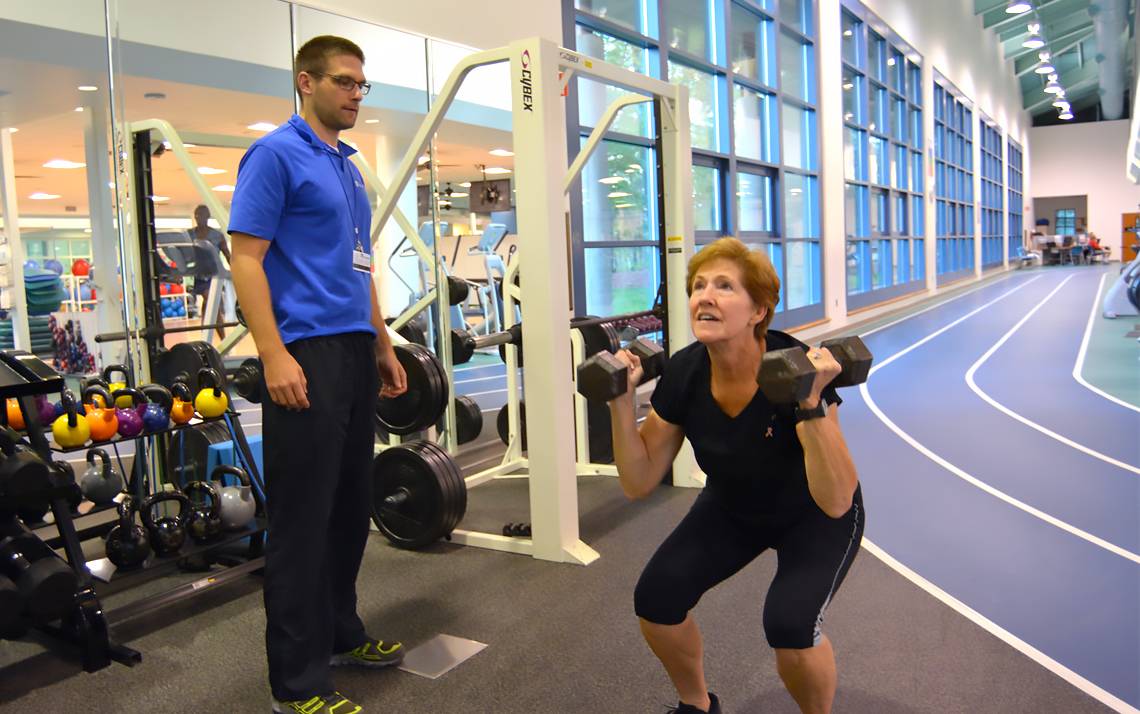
294,35,365,102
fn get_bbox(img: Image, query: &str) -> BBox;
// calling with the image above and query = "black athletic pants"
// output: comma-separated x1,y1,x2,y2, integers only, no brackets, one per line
634,486,864,649
262,332,378,701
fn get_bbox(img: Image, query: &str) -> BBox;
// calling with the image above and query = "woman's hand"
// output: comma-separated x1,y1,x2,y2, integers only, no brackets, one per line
800,346,841,409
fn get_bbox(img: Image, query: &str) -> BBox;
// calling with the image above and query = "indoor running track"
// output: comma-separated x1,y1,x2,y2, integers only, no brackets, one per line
842,265,1140,712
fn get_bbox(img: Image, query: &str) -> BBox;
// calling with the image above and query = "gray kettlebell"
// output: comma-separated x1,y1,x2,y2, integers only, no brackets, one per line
80,448,122,506
207,465,256,531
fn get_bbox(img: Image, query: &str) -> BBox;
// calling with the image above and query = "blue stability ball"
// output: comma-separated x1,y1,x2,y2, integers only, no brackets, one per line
79,282,94,301
23,259,39,272
43,259,64,275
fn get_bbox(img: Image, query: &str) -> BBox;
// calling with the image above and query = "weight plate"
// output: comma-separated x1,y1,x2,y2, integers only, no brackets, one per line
154,341,225,393
412,441,457,538
372,442,453,549
436,395,482,445
572,317,621,358
167,420,231,487
376,344,447,435
419,440,467,533
496,401,527,451
422,344,451,429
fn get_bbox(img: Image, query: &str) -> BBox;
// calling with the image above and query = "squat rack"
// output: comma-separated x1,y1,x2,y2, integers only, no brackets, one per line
372,37,701,565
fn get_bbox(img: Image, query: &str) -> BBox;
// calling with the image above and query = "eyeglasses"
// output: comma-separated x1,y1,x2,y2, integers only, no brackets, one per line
309,72,371,96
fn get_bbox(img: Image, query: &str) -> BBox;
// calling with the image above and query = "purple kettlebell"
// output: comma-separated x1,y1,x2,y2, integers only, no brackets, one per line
112,388,145,438
35,395,58,426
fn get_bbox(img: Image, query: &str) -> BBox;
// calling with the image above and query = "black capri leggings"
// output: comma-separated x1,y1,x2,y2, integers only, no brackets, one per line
634,486,864,649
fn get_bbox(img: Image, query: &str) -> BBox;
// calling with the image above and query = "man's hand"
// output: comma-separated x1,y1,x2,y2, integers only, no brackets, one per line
263,350,310,410
377,347,408,399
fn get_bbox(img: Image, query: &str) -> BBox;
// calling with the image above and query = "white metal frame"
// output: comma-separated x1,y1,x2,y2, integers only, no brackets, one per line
373,38,699,564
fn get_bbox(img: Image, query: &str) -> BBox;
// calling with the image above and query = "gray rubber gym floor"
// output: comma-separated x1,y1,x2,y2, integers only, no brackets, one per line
0,472,1110,713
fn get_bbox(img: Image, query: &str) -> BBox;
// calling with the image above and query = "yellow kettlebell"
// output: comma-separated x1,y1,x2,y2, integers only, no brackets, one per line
51,389,91,448
103,364,134,409
193,368,228,418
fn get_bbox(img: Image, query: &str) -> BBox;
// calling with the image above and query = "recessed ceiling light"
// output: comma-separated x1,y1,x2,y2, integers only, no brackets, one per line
886,58,896,67
489,148,514,157
29,192,61,200
614,203,634,208
607,191,631,198
43,159,86,169
74,107,84,112
183,143,198,148
213,184,235,192
364,119,380,124
483,167,511,175
842,82,854,90
599,176,626,185
162,141,172,150
5,127,17,133
418,155,430,163
450,192,469,198
77,85,98,92
198,167,226,175
151,195,170,203
1005,1,1031,14
459,182,471,188
789,188,803,195
247,122,277,132
843,30,853,37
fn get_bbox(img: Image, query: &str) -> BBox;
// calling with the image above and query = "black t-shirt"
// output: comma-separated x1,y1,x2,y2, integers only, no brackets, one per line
650,330,841,522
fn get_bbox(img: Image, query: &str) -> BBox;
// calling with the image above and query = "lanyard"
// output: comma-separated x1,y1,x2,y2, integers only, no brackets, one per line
325,150,364,251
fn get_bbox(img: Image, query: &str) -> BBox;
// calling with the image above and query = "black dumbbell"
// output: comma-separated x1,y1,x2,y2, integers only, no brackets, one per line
502,522,531,538
0,534,78,623
230,358,263,404
576,338,666,403
451,324,523,366
756,336,873,404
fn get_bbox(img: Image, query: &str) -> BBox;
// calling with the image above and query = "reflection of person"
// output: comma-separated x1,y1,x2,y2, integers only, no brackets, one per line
190,204,232,335
607,238,863,714
228,35,408,714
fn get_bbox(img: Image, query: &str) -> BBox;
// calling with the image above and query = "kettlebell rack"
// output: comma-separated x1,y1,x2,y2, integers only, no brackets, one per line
0,348,268,672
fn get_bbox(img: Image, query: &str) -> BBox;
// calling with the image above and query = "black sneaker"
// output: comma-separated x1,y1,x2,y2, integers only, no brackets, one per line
271,691,361,713
666,692,722,713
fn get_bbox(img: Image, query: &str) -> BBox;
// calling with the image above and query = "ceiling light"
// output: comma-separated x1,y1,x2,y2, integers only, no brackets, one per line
842,82,854,90
364,119,380,124
150,195,169,203
1022,33,1045,49
246,122,277,132
74,106,84,112
1059,110,1074,120
5,128,17,133
887,58,896,67
213,185,235,192
29,192,60,200
614,203,634,208
77,85,98,92
483,167,511,174
459,182,471,187
627,163,642,171
1005,1,1032,14
1052,96,1069,108
1044,78,1063,94
450,192,468,198
789,188,803,195
843,30,853,37
183,143,198,148
1035,53,1055,74
489,148,514,157
198,167,226,175
43,159,86,169
418,154,430,163
607,191,631,198
599,176,626,185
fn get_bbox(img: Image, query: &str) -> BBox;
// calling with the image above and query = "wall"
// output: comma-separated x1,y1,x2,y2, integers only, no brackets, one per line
1030,119,1140,257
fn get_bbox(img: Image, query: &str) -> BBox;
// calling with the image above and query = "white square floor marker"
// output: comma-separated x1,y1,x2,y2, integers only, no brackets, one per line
398,634,487,680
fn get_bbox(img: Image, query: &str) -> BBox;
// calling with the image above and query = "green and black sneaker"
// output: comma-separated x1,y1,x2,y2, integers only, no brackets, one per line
330,638,405,668
271,691,361,713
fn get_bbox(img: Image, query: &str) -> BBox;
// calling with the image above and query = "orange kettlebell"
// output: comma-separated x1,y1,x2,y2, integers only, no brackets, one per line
5,398,25,431
82,384,119,442
170,382,195,425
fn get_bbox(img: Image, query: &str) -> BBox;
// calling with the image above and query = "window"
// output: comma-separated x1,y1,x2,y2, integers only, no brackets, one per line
576,0,649,35
733,85,777,162
665,0,712,60
576,27,652,137
581,139,657,243
1008,141,1023,259
1055,209,1076,236
781,103,816,171
979,120,1003,268
693,164,722,232
779,31,814,103
668,61,721,151
934,79,974,279
737,171,775,233
730,4,775,86
584,246,661,316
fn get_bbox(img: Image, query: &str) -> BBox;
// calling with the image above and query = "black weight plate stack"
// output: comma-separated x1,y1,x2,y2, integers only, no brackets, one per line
154,341,226,392
376,344,448,435
385,317,428,347
438,395,483,445
167,420,231,487
496,401,527,450
572,317,621,358
371,440,465,549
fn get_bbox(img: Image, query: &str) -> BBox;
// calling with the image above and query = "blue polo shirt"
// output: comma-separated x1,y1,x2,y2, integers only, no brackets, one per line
228,114,375,345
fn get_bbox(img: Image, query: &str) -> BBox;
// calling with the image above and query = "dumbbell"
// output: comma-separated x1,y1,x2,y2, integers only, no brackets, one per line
756,336,873,405
451,324,523,365
502,522,531,538
229,358,263,404
0,534,78,623
576,338,667,403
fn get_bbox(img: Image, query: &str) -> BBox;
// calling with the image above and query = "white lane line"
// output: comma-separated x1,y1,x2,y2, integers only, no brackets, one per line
859,274,1140,564
463,388,508,398
860,272,1036,339
860,539,1140,714
1074,272,1140,413
455,374,509,386
965,275,1140,474
864,275,1042,375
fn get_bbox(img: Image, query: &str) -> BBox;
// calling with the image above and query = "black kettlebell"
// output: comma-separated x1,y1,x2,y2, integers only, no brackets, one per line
183,481,223,543
104,496,151,569
140,491,192,557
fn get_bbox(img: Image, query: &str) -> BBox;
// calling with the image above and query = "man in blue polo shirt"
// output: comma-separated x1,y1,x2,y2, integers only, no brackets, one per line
229,35,407,714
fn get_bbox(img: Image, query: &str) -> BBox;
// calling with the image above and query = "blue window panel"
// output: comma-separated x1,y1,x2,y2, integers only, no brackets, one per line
581,139,658,243
912,150,923,193
872,238,891,289
734,84,778,163
783,173,819,238
845,127,867,181
782,103,817,171
894,193,908,234
738,171,775,232
897,239,911,283
913,238,925,281
912,195,924,237
845,183,869,238
869,136,888,185
778,31,815,104
785,240,821,308
847,240,872,294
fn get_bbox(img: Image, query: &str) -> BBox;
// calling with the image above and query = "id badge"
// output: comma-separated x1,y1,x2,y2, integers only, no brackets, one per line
352,237,371,273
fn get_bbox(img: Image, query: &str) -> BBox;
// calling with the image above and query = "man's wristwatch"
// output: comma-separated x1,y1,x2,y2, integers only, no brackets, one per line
794,399,828,424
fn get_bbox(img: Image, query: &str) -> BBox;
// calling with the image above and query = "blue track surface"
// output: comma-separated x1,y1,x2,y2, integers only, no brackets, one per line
844,266,1140,709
